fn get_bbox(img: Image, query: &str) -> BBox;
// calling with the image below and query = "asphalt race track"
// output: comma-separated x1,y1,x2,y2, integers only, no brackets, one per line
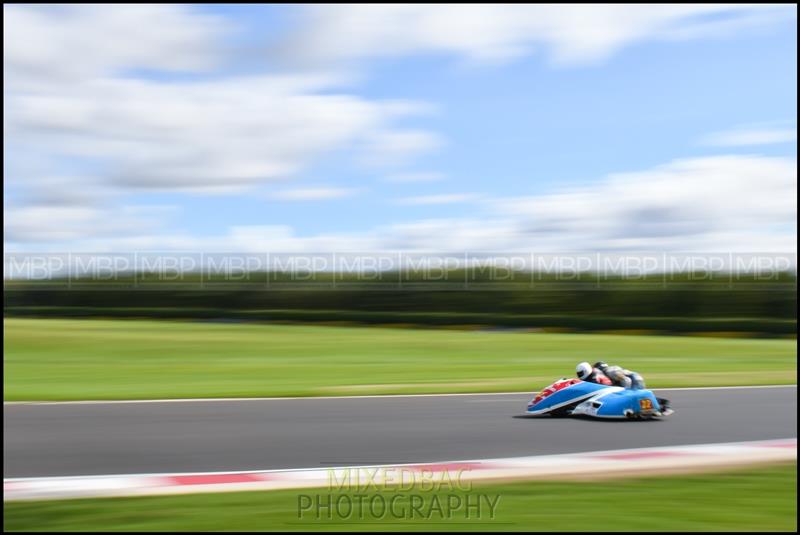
4,386,796,478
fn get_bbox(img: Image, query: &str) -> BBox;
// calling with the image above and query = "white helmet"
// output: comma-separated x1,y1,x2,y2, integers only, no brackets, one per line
576,362,592,380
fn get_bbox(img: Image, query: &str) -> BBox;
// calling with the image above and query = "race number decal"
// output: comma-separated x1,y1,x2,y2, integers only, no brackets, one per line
639,398,653,410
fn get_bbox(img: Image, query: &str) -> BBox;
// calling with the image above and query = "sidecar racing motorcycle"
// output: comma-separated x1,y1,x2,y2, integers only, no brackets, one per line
525,378,673,419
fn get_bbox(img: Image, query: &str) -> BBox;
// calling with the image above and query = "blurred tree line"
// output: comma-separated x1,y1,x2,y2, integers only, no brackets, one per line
4,270,796,335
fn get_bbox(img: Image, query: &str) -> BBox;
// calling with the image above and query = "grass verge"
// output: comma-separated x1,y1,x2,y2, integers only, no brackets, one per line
4,318,796,401
4,463,796,532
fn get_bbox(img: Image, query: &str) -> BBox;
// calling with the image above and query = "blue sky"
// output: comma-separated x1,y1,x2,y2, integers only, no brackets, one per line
3,5,797,252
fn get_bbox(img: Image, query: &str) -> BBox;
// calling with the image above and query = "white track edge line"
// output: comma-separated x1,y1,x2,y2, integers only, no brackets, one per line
4,384,796,405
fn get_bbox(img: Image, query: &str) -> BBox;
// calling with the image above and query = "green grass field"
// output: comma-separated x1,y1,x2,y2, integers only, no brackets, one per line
4,463,796,532
4,318,795,401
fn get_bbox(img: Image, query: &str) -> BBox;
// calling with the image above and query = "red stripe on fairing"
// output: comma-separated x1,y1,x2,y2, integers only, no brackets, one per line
590,451,689,461
168,473,268,486
759,442,797,449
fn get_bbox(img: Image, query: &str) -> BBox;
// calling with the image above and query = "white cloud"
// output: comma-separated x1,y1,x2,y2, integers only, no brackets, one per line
395,193,480,205
701,125,797,147
3,4,229,88
10,175,115,207
4,3,442,249
494,154,797,252
4,5,446,196
287,5,794,67
8,75,425,193
4,5,796,255
10,155,794,253
267,187,360,201
4,204,175,244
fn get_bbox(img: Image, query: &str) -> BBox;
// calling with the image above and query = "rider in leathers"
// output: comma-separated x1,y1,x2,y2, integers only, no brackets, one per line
582,361,671,412
593,361,646,390
575,362,612,385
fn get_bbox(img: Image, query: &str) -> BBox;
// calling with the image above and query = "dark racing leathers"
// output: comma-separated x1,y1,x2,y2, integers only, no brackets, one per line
592,363,671,413
586,365,670,413
599,365,646,390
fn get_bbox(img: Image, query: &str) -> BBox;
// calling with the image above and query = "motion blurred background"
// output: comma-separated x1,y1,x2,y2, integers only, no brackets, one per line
3,4,797,532
4,4,796,395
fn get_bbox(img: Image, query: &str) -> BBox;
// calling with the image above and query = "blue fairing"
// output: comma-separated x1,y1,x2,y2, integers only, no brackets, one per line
526,379,667,419
573,388,662,419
